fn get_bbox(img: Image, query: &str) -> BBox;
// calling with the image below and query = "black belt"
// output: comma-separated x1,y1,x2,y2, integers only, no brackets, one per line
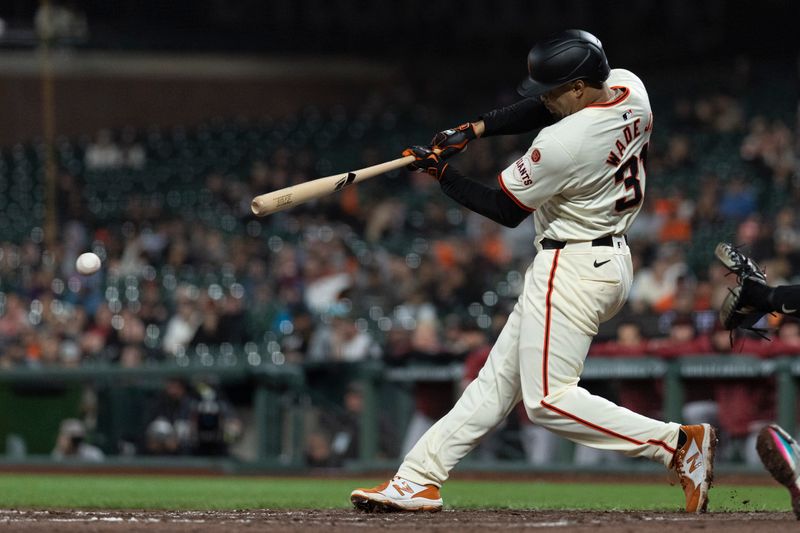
539,235,627,250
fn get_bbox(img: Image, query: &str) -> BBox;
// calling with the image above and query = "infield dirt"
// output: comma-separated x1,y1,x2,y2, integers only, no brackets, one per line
1,509,797,532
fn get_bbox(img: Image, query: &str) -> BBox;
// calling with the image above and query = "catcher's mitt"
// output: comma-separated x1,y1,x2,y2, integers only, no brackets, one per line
718,283,767,330
715,242,770,332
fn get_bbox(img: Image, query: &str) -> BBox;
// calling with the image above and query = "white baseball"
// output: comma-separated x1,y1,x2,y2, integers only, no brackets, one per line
76,252,102,275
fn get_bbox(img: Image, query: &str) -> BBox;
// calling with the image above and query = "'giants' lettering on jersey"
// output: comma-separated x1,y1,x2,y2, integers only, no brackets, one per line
515,157,533,186
605,118,642,167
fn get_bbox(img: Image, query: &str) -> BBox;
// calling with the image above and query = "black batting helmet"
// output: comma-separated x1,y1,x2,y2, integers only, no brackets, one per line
517,29,610,97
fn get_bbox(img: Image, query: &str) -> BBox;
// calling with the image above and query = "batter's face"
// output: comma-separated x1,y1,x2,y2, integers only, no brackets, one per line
539,81,581,118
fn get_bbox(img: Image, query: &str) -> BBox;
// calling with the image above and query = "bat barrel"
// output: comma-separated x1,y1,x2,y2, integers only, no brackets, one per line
250,155,415,217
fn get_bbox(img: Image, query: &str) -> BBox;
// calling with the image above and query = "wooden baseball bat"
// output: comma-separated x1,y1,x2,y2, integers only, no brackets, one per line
251,155,415,217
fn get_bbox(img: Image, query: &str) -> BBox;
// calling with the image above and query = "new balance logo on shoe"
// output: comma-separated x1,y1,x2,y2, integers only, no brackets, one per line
687,452,701,474
684,441,706,486
393,481,414,495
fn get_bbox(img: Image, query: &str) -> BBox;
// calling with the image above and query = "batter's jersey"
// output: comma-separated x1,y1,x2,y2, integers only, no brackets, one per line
498,68,653,243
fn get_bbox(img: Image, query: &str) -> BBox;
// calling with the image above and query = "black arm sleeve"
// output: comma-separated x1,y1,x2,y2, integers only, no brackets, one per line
479,98,556,137
438,165,531,228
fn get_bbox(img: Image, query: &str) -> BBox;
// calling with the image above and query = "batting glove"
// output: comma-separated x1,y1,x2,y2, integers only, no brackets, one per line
402,145,448,180
431,122,477,159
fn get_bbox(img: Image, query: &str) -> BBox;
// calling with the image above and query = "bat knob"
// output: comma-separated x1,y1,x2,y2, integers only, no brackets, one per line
251,198,265,216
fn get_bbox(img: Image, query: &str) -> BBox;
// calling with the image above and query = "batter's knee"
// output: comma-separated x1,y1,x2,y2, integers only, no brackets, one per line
522,387,572,425
522,397,547,424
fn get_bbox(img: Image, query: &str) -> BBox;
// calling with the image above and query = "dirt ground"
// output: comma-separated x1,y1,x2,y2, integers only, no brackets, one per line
1,509,797,532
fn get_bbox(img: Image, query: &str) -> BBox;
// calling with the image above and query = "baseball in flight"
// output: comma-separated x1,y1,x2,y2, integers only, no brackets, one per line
76,252,102,275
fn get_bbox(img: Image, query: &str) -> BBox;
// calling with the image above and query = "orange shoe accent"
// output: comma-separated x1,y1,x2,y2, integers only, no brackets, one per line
671,424,717,513
354,480,390,494
412,486,441,500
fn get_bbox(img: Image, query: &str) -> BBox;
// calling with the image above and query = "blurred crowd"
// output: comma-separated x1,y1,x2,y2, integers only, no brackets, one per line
48,377,241,461
0,70,798,463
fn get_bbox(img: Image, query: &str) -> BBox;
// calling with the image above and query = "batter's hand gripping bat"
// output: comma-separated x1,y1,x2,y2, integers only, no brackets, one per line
251,155,416,217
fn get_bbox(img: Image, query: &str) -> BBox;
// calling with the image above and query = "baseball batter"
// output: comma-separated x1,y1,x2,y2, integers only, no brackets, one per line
351,30,716,513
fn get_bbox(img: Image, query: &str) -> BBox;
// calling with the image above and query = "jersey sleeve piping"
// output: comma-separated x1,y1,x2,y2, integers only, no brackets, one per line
497,173,535,212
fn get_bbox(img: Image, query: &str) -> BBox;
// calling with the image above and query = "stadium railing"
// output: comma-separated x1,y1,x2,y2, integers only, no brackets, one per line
0,353,797,473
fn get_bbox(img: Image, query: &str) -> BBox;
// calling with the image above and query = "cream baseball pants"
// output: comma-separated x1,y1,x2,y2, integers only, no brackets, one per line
398,237,681,487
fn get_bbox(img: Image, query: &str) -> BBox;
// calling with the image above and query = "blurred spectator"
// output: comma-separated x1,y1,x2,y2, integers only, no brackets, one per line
144,378,194,455
280,305,314,363
302,251,352,315
718,176,756,220
191,382,242,456
162,289,201,356
305,430,333,467
741,117,795,178
308,303,381,362
84,130,123,171
629,251,687,314
663,135,694,171
51,419,104,462
145,417,180,455
35,0,88,45
591,321,649,357
692,175,723,232
767,319,800,356
119,344,144,367
656,191,694,243
120,127,147,169
323,382,399,464
0,294,29,339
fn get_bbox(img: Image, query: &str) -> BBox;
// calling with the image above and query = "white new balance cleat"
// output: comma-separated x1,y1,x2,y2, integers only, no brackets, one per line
670,423,717,513
756,424,800,519
350,476,443,512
